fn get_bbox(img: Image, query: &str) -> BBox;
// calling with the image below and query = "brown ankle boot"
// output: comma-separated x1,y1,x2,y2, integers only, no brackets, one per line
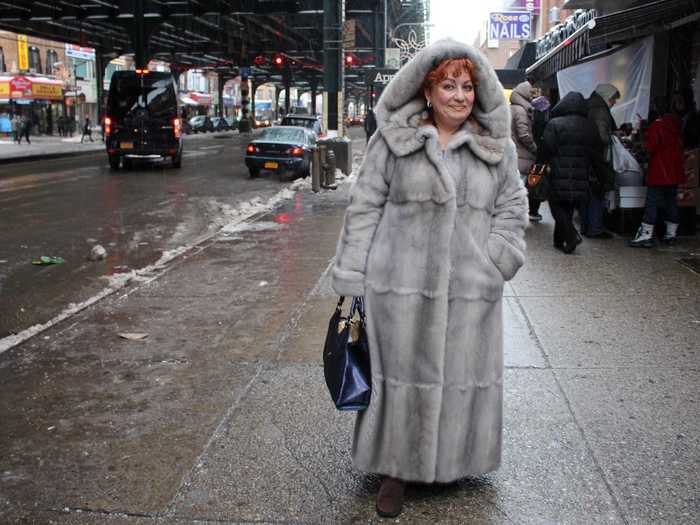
376,476,406,518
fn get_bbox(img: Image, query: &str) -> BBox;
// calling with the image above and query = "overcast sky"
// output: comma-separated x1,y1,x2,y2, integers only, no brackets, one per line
429,0,504,45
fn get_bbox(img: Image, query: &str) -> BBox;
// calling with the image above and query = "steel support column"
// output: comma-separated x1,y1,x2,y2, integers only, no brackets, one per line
218,75,224,118
283,70,291,115
310,81,318,115
95,52,105,131
251,80,257,126
130,0,150,68
323,0,343,137
239,73,251,132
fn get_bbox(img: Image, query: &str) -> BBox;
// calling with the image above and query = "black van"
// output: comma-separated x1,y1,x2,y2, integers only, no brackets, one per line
105,70,183,170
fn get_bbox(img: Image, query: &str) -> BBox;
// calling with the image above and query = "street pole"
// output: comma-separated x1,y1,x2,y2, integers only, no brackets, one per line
239,72,251,132
323,0,343,138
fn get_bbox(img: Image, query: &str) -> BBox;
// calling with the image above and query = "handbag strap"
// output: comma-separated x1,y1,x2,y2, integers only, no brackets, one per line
336,296,365,320
350,296,366,320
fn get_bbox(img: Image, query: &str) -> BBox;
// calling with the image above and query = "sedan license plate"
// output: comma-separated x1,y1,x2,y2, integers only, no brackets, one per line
264,161,278,169
120,142,134,150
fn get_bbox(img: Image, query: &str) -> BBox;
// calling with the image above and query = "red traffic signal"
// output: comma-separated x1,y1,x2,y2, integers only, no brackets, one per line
344,54,355,66
254,55,267,66
273,54,285,67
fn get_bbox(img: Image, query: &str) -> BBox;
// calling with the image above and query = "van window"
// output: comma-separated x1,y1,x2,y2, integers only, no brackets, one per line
146,78,177,118
108,73,176,120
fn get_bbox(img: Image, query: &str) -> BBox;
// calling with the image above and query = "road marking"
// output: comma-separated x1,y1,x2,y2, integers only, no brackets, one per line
198,145,225,150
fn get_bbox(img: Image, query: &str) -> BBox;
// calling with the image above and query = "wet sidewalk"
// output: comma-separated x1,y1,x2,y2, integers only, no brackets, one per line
1,162,699,523
0,133,104,163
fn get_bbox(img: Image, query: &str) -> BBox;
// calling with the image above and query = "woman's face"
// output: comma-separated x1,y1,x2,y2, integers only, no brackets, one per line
425,71,475,129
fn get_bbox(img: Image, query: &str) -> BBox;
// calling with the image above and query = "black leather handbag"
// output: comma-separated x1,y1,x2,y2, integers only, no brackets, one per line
322,296,372,411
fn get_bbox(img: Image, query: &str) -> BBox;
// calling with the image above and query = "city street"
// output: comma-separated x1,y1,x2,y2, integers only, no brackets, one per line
1,127,699,524
0,131,294,339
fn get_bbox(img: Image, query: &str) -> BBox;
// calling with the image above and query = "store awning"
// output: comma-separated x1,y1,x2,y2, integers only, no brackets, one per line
589,0,700,49
179,92,212,107
526,21,594,82
495,69,527,89
505,42,536,70
179,95,198,106
0,75,63,101
527,0,700,81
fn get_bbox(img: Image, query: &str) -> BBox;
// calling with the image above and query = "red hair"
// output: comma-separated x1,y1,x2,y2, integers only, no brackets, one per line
423,58,479,92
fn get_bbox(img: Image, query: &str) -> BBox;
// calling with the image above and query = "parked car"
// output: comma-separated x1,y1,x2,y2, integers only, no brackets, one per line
211,116,229,131
280,114,324,137
189,115,213,133
224,116,239,130
104,70,183,170
244,126,316,179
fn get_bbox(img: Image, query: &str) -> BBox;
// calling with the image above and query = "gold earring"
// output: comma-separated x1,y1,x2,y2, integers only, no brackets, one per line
427,100,432,108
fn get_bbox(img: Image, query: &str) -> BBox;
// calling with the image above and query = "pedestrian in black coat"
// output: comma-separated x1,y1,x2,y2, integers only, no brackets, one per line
540,92,603,253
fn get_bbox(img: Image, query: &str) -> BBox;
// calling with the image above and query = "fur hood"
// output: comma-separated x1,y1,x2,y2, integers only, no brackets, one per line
509,81,534,110
374,38,510,165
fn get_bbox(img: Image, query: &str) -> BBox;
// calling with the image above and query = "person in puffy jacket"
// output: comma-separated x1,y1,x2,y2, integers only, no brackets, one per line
510,81,541,222
540,92,603,253
629,97,685,247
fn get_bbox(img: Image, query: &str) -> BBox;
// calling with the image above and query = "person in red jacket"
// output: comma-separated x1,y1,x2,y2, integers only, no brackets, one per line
629,97,685,247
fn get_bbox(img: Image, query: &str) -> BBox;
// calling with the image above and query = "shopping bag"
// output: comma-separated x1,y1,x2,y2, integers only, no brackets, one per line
610,135,642,185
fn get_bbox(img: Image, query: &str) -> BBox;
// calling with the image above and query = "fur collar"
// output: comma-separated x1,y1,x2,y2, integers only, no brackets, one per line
375,38,510,165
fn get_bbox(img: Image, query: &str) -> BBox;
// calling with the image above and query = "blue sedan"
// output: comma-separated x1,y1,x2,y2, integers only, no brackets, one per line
244,126,316,179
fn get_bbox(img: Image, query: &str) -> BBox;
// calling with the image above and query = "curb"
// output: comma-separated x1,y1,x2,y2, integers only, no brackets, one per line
1,147,104,166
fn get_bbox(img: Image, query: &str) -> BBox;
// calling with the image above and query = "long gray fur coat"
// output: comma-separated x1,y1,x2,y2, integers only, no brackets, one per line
332,39,528,483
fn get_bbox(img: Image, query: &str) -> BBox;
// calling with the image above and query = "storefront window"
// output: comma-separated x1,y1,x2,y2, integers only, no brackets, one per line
74,59,93,80
46,50,58,73
28,46,42,73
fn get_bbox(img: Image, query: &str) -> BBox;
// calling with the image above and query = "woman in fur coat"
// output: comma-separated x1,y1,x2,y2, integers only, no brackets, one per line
331,39,528,517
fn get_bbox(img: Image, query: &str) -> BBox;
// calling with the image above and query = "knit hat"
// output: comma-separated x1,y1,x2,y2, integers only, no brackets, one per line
531,95,550,112
594,83,620,101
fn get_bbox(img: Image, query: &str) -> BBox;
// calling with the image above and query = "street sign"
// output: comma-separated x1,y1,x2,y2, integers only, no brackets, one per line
385,48,400,69
17,35,28,70
489,11,532,41
240,66,251,77
65,43,95,61
365,69,399,86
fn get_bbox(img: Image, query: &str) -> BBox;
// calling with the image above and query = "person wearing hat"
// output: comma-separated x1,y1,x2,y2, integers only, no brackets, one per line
584,83,620,239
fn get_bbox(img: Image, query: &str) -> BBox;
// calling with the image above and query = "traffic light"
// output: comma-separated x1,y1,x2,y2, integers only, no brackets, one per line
254,55,267,66
273,54,285,67
344,54,355,67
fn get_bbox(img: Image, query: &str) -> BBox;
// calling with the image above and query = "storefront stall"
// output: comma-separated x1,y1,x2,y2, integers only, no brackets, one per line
526,0,700,233
0,75,63,135
179,91,212,119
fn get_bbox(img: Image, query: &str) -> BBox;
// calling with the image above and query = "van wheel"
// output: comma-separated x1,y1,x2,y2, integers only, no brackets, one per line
172,154,182,168
123,158,133,170
249,168,259,178
108,155,120,170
